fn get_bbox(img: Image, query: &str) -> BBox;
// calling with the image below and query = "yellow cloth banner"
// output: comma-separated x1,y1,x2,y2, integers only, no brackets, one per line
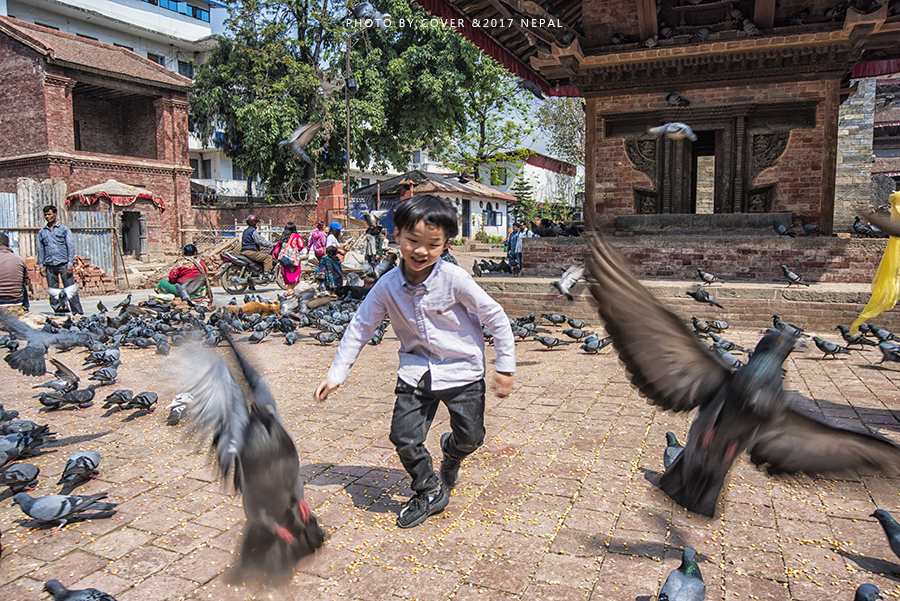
851,191,900,334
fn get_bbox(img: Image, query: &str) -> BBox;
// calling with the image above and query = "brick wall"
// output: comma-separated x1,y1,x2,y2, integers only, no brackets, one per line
592,80,830,230
834,77,876,233
73,94,157,159
191,204,318,231
581,0,638,47
0,37,48,157
522,236,889,284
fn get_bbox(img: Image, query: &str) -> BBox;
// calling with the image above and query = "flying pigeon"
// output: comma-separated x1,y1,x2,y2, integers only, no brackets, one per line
43,579,117,601
516,78,545,100
586,234,900,516
47,284,79,313
362,209,389,229
183,334,326,581
278,123,323,166
664,432,684,469
33,358,80,393
772,219,796,237
552,265,584,300
812,336,851,360
781,265,810,287
686,284,723,309
0,312,90,377
648,122,697,141
58,451,101,486
13,492,117,531
658,547,705,601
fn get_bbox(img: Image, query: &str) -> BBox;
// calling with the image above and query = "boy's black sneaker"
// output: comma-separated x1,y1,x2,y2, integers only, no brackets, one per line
396,484,449,529
440,432,461,489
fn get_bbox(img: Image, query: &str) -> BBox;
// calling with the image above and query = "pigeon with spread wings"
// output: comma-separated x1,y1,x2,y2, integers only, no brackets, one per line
183,334,325,582
0,312,91,377
587,234,900,516
278,123,323,166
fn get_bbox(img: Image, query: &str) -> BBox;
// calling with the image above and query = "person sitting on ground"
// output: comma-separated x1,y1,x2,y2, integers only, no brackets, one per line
155,244,211,302
273,222,305,296
315,194,515,530
240,214,275,275
315,245,344,293
0,232,30,312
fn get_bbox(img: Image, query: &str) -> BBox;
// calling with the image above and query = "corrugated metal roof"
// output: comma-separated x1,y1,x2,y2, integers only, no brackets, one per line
0,17,192,91
352,170,517,202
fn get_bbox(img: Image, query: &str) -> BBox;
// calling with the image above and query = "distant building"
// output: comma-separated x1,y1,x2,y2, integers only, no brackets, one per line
475,151,580,219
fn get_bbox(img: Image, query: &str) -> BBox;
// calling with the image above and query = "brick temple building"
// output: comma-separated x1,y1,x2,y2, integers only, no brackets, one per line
414,0,900,282
0,16,192,260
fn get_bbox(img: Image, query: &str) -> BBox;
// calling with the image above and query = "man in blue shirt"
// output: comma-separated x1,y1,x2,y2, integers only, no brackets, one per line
240,215,274,275
37,205,83,314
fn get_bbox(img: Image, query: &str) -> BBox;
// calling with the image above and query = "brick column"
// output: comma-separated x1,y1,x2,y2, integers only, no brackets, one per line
43,73,75,152
153,97,189,163
317,180,344,224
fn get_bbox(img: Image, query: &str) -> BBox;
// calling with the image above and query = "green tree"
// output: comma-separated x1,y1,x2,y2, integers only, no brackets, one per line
535,97,585,170
431,56,533,181
508,170,539,225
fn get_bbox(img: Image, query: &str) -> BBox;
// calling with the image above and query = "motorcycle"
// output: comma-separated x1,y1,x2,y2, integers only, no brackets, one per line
216,251,287,294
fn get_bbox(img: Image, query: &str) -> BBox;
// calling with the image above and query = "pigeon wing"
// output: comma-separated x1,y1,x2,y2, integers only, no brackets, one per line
224,332,278,411
865,210,900,239
587,235,731,413
560,264,585,289
293,122,323,147
749,407,900,476
48,358,79,386
182,346,249,478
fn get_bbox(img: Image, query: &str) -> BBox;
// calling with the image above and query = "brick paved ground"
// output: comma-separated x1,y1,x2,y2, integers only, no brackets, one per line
1,315,900,600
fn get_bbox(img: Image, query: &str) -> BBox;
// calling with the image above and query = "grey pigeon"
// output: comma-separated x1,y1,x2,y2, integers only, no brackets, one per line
13,492,117,531
0,463,39,492
667,92,689,107
165,393,193,426
561,328,591,341
581,336,613,354
0,312,90,377
124,392,157,412
278,123,323,165
856,584,883,601
47,284,79,313
790,8,810,25
39,385,97,410
660,23,682,39
709,333,745,354
113,294,131,312
825,5,846,20
648,122,697,141
58,451,101,486
541,313,568,325
708,320,729,332
552,265,584,300
801,218,823,236
712,345,745,370
643,34,658,48
516,78,544,100
772,219,796,237
781,265,809,287
33,358,80,393
183,334,326,581
611,32,637,45
689,27,711,43
664,432,684,469
692,317,711,335
871,509,900,562
812,336,850,360
742,19,760,36
686,284,723,309
697,268,722,285
362,210,389,228
89,360,120,386
44,579,117,601
836,325,877,347
854,216,880,238
533,335,569,350
658,547,705,601
102,389,133,410
587,234,900,516
865,210,900,239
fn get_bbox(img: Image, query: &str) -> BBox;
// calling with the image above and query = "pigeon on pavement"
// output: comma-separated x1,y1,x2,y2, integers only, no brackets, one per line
664,432,684,469
13,492,117,531
812,336,851,360
836,325,877,347
781,265,810,287
44,579,117,601
871,509,900,563
587,234,900,516
658,546,705,601
183,334,326,581
33,359,80,393
58,451,101,486
0,463,40,493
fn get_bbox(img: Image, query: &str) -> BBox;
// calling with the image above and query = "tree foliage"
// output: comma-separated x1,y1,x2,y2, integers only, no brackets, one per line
508,170,539,225
535,97,585,169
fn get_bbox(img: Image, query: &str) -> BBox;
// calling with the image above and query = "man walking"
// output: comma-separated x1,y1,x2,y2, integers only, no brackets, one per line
37,205,83,314
0,232,29,311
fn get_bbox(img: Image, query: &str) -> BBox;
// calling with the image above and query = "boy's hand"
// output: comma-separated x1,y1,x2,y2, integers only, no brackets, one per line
491,372,513,398
314,379,339,402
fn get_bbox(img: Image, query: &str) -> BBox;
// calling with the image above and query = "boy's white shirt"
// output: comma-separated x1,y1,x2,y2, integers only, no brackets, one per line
325,258,515,391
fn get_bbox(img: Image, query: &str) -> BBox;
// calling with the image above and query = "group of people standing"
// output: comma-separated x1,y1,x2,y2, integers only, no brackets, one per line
506,221,534,272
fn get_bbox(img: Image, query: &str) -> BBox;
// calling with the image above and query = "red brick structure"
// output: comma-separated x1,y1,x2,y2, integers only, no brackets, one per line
0,17,193,258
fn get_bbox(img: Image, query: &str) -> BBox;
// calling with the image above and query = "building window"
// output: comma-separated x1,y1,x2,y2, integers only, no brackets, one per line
202,159,212,179
115,43,135,52
412,150,421,164
177,60,194,78
76,33,99,41
34,22,59,30
147,52,166,67
232,162,244,180
190,159,199,178
143,0,210,22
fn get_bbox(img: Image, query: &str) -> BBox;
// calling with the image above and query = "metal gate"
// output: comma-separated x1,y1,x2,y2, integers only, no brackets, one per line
68,211,113,276
0,193,17,252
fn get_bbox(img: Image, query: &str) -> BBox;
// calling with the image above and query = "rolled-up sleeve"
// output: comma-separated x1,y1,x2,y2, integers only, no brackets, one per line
326,285,388,385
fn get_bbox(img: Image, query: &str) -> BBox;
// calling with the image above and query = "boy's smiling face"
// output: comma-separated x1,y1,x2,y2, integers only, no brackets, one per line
395,220,450,285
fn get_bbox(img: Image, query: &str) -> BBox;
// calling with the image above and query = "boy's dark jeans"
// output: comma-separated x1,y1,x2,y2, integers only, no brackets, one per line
391,372,486,495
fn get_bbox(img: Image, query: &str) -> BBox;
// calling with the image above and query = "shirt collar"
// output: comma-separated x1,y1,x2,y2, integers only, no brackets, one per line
400,256,443,291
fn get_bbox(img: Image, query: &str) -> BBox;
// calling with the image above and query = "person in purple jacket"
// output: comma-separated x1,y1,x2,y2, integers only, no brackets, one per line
315,194,515,529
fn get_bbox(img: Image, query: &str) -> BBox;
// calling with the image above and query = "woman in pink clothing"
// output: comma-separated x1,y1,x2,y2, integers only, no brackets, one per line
273,222,305,294
307,221,328,260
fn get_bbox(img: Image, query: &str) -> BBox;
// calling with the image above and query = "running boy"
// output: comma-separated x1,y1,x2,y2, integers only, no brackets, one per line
314,195,515,528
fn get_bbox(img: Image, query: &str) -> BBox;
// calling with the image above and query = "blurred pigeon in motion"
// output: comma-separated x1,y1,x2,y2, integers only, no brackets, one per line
801,218,823,236
587,234,900,516
516,78,544,100
781,265,810,287
686,284,723,309
47,284,79,314
58,451,101,486
871,509,900,562
43,579,117,601
183,334,325,581
351,1,391,30
697,268,723,285
278,123,323,166
552,265,584,300
0,463,39,493
175,273,207,308
165,393,193,426
667,92,689,107
856,584,883,601
772,315,805,338
812,336,850,360
772,219,796,237
33,358,80,393
0,312,90,377
664,432,684,469
13,492,117,531
648,122,697,141
878,341,900,364
658,546,705,601
362,210,389,228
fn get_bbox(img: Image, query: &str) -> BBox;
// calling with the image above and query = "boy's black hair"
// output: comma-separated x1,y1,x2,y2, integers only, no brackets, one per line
393,195,458,239
43,205,57,214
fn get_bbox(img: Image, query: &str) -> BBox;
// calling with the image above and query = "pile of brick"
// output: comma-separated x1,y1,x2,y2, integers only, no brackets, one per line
25,255,117,298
